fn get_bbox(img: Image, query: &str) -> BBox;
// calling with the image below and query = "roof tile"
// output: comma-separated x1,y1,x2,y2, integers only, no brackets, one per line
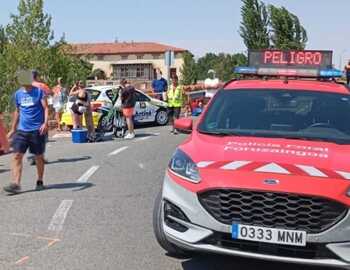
68,42,187,55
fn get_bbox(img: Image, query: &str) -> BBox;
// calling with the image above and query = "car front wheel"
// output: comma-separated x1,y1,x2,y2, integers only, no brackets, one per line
155,109,169,126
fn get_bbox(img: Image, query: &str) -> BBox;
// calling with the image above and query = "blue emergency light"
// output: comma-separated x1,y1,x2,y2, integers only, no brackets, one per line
234,66,343,78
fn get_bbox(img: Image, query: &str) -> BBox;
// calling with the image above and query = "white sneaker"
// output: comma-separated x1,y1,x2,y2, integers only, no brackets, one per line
124,132,135,140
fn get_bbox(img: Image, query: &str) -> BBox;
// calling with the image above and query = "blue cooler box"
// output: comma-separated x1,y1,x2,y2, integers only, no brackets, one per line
72,129,88,143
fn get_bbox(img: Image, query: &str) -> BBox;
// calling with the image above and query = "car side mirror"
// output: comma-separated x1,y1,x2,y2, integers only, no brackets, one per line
174,118,193,133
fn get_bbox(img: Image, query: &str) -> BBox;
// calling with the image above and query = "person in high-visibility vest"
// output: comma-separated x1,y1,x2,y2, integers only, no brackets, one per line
167,75,184,134
345,60,350,85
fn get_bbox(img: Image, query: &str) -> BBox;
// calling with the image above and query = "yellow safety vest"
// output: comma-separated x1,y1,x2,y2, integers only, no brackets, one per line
167,85,183,108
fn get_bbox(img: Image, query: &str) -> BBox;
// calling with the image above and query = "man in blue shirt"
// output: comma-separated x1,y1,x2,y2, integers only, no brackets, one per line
152,69,168,101
4,70,49,194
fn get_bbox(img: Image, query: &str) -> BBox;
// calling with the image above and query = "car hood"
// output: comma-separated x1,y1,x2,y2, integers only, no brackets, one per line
178,132,350,205
150,98,167,107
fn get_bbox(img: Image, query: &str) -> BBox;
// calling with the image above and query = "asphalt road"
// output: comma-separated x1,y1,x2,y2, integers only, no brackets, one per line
0,125,335,270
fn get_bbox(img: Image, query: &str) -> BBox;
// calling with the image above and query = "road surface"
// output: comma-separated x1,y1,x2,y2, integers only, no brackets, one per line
0,125,333,269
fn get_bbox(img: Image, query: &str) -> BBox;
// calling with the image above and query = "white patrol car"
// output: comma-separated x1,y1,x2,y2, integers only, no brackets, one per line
133,90,169,125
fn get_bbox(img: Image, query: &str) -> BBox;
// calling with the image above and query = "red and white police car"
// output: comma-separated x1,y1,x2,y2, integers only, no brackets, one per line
153,50,350,268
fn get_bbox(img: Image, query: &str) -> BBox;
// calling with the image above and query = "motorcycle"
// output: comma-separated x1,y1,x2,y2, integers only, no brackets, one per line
96,89,127,138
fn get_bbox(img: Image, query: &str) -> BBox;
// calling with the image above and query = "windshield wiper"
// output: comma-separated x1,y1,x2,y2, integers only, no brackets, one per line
198,130,239,136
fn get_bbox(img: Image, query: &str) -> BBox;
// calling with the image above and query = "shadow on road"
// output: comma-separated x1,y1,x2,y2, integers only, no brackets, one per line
47,156,91,164
6,182,94,196
180,254,331,270
135,133,159,138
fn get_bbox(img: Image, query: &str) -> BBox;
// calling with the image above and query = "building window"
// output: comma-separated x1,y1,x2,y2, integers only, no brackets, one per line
137,54,143,60
96,55,104,61
152,54,162,59
113,64,153,80
121,55,128,60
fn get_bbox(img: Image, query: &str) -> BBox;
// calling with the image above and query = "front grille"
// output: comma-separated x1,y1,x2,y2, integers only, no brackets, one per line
203,232,339,260
198,189,348,234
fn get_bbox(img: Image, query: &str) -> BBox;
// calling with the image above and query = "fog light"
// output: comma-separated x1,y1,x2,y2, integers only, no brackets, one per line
164,200,189,222
164,200,189,232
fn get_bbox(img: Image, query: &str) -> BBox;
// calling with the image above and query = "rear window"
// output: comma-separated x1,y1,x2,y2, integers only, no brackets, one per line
198,89,350,144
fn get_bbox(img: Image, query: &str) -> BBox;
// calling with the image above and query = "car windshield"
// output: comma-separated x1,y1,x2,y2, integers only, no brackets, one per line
198,89,350,144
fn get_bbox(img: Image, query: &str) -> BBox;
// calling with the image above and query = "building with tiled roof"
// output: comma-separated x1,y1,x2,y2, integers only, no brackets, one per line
68,42,188,82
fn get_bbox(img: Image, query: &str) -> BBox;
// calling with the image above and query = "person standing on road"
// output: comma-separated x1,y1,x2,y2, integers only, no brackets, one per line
28,70,51,166
152,69,168,101
4,70,49,194
345,60,350,85
52,77,66,131
121,84,136,139
167,75,184,134
69,81,89,129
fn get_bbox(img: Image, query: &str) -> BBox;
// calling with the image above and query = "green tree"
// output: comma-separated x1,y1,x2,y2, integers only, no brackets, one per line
180,52,197,85
196,53,219,81
269,5,307,50
196,53,247,82
0,26,7,54
0,0,92,112
239,0,270,49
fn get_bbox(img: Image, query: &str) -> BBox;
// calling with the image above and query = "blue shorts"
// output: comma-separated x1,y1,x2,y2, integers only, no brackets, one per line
12,130,46,155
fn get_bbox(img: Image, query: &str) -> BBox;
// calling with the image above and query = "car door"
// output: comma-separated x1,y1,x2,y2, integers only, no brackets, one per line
133,91,158,123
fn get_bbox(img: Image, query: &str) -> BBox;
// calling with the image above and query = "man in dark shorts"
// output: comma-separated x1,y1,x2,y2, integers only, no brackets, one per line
4,70,49,194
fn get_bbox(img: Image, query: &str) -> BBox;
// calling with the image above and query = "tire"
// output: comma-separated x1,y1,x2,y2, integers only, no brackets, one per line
97,114,111,133
153,191,192,257
155,109,169,126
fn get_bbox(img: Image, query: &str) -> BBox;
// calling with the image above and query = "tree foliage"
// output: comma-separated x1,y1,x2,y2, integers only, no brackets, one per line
0,0,92,112
180,52,197,85
239,0,270,49
180,53,247,85
269,6,307,50
239,0,308,50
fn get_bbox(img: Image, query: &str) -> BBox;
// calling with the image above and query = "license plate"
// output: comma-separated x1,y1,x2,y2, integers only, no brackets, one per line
232,224,307,247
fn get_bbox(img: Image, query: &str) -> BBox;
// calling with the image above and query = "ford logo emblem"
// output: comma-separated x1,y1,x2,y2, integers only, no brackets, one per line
264,179,280,185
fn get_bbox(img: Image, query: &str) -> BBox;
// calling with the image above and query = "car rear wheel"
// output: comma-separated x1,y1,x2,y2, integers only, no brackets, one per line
155,109,169,126
153,191,192,257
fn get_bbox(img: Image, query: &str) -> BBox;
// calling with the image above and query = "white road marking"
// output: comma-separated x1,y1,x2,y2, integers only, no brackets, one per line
138,163,145,169
136,136,152,142
136,133,160,142
48,200,74,232
108,146,129,156
77,165,100,183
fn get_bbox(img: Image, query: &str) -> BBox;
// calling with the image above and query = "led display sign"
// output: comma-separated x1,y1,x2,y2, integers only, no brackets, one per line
249,50,333,69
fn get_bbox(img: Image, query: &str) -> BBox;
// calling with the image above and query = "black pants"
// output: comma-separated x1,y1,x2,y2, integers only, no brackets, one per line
347,76,350,85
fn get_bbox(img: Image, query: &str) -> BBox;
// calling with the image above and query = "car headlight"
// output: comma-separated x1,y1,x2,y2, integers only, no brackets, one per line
169,149,201,183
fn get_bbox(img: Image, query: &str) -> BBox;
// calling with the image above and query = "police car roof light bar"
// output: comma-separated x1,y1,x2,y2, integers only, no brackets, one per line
234,66,343,78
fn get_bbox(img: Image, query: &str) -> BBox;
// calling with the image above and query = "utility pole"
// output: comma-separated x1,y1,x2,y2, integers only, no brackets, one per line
339,49,347,69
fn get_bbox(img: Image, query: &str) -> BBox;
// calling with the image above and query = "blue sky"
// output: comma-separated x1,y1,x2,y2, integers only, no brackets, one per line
0,0,349,67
